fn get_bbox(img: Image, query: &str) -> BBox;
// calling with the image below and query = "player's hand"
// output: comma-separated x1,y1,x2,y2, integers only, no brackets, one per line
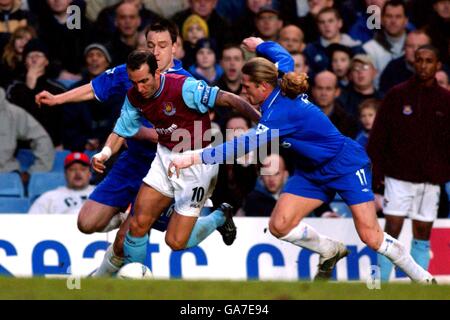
35,90,59,107
242,37,264,53
91,153,109,173
168,153,199,178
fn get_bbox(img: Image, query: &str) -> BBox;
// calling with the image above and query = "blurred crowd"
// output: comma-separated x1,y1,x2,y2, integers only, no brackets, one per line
0,0,449,217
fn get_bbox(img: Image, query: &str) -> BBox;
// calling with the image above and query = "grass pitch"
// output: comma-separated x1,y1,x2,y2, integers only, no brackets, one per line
0,277,449,300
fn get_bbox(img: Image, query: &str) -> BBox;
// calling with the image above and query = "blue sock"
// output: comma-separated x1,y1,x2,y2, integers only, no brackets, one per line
377,253,394,282
410,239,430,271
123,232,149,264
185,209,226,248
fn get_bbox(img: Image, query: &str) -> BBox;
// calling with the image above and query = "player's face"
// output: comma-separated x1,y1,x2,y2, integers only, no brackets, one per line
360,107,377,131
147,30,176,72
414,49,441,82
241,74,267,105
128,64,161,99
65,163,91,190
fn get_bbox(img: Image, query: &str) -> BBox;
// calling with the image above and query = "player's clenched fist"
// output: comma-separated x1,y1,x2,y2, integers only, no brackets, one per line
92,147,112,173
241,37,264,53
35,90,58,107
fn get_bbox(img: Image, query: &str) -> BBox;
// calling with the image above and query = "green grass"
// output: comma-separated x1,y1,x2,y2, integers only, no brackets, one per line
0,278,449,300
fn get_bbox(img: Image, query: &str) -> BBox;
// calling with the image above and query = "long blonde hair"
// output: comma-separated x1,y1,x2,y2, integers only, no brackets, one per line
242,57,309,99
2,26,36,69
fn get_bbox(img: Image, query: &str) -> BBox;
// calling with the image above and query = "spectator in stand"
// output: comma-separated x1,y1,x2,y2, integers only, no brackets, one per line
355,98,380,148
215,44,246,129
0,0,36,51
0,25,36,89
181,14,209,69
94,0,161,43
328,43,353,89
6,39,66,148
278,24,305,53
287,0,335,43
379,29,431,95
187,37,223,85
303,7,363,76
254,6,283,42
363,0,410,89
175,34,185,61
292,51,310,76
63,44,122,152
426,0,450,65
0,87,54,181
237,154,289,217
436,69,449,90
105,2,141,66
367,45,450,282
311,70,359,138
29,152,95,214
38,0,93,85
232,0,272,42
211,114,258,214
337,54,382,117
172,0,232,52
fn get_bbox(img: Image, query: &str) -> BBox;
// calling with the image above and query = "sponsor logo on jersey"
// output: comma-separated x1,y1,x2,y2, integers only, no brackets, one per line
163,102,176,116
281,141,291,148
156,124,178,135
402,105,413,115
256,123,270,134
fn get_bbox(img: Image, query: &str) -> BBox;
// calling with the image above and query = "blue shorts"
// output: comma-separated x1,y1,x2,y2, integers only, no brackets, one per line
89,151,152,208
283,164,375,206
89,150,176,232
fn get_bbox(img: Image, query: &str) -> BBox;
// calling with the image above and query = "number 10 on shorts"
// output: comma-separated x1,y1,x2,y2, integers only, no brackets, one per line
355,169,368,186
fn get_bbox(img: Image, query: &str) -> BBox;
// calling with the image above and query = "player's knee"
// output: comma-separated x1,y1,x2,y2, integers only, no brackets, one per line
165,235,186,251
77,215,96,234
359,229,383,250
268,219,289,239
129,215,152,237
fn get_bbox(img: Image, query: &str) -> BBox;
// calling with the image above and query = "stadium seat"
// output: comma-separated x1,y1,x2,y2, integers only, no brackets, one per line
51,150,71,172
330,201,352,218
16,149,35,172
0,198,30,213
28,172,66,201
0,172,24,198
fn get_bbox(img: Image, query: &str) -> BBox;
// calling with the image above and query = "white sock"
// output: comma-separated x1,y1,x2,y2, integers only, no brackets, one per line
92,245,124,277
99,212,128,233
377,233,433,283
279,221,337,257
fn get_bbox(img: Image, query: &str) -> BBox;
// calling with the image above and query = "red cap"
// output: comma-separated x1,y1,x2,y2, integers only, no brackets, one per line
64,152,90,169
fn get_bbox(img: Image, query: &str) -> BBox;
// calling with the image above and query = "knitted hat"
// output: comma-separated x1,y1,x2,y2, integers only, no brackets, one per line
23,39,49,59
84,43,112,63
182,14,209,41
194,38,218,57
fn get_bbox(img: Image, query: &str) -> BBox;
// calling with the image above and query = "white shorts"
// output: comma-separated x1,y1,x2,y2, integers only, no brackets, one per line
383,176,440,222
143,144,219,217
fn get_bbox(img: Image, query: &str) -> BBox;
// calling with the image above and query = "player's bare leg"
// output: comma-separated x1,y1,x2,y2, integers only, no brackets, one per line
165,212,198,250
269,193,349,281
124,183,173,263
351,201,434,283
77,200,123,234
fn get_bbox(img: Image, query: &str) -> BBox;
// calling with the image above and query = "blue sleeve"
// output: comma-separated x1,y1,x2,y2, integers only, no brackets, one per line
113,96,142,138
181,77,220,113
201,125,280,164
256,41,294,74
91,64,131,102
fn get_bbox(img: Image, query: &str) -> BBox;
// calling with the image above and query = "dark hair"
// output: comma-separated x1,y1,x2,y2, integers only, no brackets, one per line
146,19,179,44
317,7,342,21
225,113,252,130
222,43,245,61
416,44,441,62
382,0,407,16
127,50,158,75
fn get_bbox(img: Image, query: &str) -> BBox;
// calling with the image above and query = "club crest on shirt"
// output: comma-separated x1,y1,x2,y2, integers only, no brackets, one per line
402,105,413,115
163,102,176,116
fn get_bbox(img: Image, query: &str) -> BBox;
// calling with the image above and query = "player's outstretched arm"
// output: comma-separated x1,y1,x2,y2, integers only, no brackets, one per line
35,83,95,107
91,133,125,173
214,91,261,123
